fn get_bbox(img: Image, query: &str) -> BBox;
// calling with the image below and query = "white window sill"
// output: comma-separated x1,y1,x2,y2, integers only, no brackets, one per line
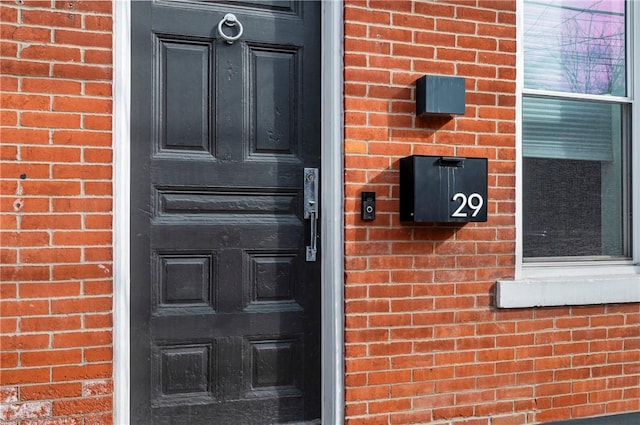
496,268,640,308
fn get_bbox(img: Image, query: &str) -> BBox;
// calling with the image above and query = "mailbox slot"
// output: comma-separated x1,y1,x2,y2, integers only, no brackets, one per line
400,155,488,223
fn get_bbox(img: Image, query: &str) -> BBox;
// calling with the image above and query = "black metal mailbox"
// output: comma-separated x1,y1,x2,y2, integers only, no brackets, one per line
400,155,488,223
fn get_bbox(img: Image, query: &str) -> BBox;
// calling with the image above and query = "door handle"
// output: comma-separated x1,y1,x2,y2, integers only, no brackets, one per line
304,168,319,262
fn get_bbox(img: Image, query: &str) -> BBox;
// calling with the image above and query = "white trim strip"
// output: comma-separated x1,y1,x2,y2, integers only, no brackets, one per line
522,88,632,104
632,0,640,265
112,0,131,423
320,1,344,424
515,0,524,278
496,275,640,308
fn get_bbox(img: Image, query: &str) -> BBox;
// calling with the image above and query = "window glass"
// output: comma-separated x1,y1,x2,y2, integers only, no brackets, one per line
522,0,630,260
523,97,618,161
524,0,626,96
522,99,626,258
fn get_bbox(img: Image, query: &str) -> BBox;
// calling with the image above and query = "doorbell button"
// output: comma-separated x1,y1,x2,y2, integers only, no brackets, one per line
361,191,376,221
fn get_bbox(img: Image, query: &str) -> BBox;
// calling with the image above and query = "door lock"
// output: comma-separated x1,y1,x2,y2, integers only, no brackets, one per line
303,168,319,261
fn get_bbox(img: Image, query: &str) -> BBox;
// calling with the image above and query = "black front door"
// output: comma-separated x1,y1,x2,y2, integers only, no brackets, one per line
130,1,321,423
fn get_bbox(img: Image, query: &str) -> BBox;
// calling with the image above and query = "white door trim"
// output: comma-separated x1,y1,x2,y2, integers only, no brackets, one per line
112,0,130,423
320,1,345,423
112,1,344,423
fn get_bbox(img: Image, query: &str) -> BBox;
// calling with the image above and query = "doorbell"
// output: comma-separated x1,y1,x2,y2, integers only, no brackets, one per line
361,191,376,221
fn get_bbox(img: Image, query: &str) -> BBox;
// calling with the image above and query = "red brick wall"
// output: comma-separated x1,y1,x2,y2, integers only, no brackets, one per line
0,1,113,423
343,1,640,424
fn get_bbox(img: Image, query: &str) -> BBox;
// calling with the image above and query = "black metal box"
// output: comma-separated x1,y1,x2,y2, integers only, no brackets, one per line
416,75,466,116
400,155,488,223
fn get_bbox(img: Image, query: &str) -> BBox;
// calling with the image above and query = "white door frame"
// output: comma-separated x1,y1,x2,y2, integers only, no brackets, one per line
112,1,344,423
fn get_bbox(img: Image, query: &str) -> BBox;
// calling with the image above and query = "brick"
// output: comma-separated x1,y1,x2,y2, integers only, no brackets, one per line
51,363,112,381
53,96,111,113
53,263,112,279
0,369,50,386
14,1,54,8
52,198,112,213
0,401,51,421
84,213,112,227
55,1,112,14
22,78,82,95
82,115,111,130
20,281,81,298
0,128,49,144
0,59,50,78
0,316,18,332
0,232,49,246
345,329,389,343
54,29,111,48
52,396,112,415
84,49,112,65
0,334,49,351
345,385,389,402
52,63,111,81
0,351,18,368
52,130,111,146
21,45,81,62
84,313,112,329
0,93,50,111
0,387,18,403
84,347,112,362
0,265,50,281
83,413,113,425
84,15,112,31
53,331,112,348
415,31,456,47
82,380,112,397
437,18,476,34
83,280,112,296
0,144,18,161
368,398,411,414
0,110,18,126
0,5,18,22
0,299,50,317
21,214,82,230
21,146,81,162
22,348,82,366
21,112,80,128
83,82,111,97
84,148,112,164
22,10,81,28
1,41,18,57
20,316,82,332
0,248,17,263
52,230,111,246
21,383,83,401
2,26,51,43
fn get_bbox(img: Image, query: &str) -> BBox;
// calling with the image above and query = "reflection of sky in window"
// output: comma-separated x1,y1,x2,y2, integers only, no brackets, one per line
524,0,625,96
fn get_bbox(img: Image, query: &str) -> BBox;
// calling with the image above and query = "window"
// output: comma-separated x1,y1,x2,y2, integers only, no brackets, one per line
523,0,629,260
496,0,640,308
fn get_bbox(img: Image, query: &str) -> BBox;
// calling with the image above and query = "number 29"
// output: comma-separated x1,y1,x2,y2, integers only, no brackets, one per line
451,192,484,218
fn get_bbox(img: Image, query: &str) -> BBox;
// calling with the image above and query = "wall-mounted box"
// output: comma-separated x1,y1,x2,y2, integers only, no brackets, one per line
400,155,488,223
416,75,466,116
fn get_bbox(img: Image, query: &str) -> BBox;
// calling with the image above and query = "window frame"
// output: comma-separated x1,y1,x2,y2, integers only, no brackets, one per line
496,0,640,308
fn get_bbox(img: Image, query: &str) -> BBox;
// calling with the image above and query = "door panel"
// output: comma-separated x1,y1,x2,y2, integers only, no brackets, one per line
131,1,321,423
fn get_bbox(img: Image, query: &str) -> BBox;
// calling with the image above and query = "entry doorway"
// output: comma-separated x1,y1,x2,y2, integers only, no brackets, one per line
128,1,327,423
